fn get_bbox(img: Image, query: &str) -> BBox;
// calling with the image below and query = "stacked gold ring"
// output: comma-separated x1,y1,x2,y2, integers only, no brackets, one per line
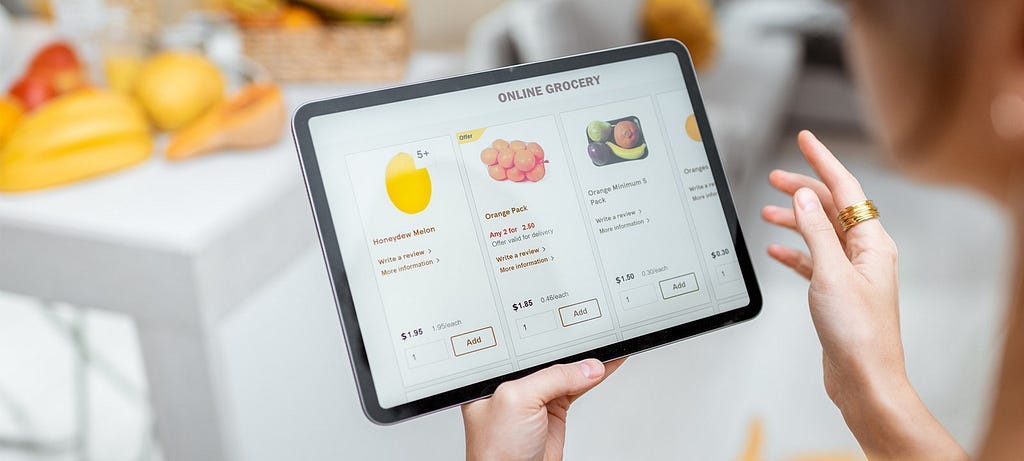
837,200,880,231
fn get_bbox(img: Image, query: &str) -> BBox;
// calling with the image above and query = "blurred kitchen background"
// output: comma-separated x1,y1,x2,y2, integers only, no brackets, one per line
0,0,1009,460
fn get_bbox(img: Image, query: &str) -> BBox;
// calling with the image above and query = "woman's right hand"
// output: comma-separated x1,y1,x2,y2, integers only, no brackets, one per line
761,131,967,460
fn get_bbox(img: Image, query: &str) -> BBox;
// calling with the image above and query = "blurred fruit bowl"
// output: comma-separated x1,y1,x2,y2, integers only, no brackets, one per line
0,39,289,193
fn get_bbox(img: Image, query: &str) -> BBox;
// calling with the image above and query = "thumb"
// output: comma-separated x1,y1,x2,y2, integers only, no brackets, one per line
506,359,605,404
792,188,847,273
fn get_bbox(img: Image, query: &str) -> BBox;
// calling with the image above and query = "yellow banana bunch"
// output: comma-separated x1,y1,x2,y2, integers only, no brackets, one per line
0,89,152,192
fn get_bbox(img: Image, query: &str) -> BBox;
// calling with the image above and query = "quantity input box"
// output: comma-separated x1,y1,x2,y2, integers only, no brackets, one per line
716,262,741,283
406,340,449,369
517,311,558,338
621,284,659,310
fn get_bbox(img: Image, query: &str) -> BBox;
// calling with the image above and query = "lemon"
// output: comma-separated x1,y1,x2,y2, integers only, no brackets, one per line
104,54,145,94
135,51,224,131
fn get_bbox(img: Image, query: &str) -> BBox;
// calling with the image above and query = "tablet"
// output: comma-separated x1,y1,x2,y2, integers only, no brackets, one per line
292,40,761,424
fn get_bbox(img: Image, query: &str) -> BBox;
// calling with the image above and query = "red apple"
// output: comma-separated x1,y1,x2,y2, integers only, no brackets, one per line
9,76,57,111
30,42,81,73
25,42,88,94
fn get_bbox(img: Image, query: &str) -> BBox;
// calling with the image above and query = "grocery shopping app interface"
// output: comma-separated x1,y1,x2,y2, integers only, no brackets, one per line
309,52,750,408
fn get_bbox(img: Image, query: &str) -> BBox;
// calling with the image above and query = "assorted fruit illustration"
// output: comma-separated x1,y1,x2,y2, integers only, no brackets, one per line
0,40,288,192
385,152,432,214
586,116,648,166
480,139,547,183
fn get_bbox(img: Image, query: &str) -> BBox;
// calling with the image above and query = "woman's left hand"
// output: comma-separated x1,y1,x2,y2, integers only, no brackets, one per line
462,358,625,461
760,130,967,460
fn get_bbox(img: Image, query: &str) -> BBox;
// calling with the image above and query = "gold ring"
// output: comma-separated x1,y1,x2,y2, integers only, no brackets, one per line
837,200,879,231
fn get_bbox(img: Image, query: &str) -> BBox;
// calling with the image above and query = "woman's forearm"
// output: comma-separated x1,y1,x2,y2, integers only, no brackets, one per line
837,374,969,461
978,299,1024,460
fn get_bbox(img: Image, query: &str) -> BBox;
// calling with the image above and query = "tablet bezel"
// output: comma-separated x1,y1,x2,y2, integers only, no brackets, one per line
292,39,762,424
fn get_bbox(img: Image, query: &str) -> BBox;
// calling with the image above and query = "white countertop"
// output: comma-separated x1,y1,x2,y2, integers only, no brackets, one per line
0,50,463,326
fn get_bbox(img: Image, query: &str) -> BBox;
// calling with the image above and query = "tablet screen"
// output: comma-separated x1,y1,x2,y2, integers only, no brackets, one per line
307,50,751,409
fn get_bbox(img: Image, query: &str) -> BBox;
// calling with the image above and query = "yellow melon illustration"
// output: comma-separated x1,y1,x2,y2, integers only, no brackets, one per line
385,152,431,214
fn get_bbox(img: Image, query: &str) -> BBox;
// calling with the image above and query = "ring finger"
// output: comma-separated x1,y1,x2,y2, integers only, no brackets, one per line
761,205,797,231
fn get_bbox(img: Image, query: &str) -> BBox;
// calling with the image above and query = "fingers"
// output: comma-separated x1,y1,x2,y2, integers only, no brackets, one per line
768,169,846,243
569,357,626,404
792,188,849,275
762,205,797,231
763,205,816,279
767,244,813,279
501,359,606,405
768,169,836,212
797,130,864,206
797,130,885,238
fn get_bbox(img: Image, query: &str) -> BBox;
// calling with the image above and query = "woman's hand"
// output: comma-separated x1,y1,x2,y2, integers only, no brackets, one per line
761,131,967,460
462,358,624,461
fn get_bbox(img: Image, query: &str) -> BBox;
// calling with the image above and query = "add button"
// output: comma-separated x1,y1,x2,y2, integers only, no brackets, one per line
659,273,699,299
558,299,601,327
451,326,497,357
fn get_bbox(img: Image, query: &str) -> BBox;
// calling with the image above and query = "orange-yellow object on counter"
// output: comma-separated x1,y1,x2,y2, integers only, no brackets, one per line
228,0,286,27
166,82,286,161
104,54,146,94
281,5,323,29
642,0,717,70
227,0,284,14
296,0,406,19
738,418,764,461
0,97,24,148
0,89,152,192
736,418,863,461
135,51,225,131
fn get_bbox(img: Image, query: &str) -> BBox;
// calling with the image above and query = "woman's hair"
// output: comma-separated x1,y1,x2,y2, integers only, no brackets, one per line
848,0,968,152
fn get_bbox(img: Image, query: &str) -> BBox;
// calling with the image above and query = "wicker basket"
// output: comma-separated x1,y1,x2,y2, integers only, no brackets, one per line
241,17,410,82
103,0,162,41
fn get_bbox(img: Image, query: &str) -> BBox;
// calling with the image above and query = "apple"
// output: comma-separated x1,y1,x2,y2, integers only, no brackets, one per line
7,42,87,111
28,42,87,94
30,42,81,72
9,76,57,111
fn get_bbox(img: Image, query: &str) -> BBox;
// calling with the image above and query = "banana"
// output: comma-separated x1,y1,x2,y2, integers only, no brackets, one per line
607,141,647,160
227,0,283,15
0,97,22,148
0,89,152,192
